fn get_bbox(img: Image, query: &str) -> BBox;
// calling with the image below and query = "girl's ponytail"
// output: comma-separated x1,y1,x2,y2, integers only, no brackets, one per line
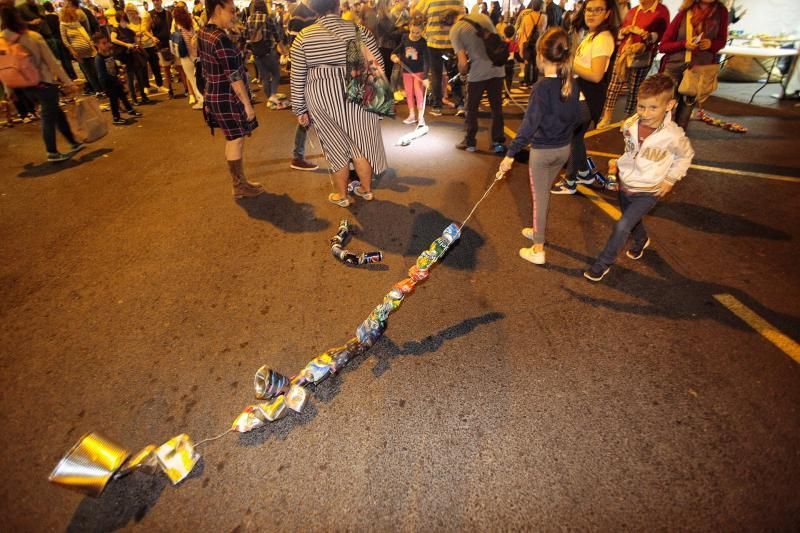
537,27,574,101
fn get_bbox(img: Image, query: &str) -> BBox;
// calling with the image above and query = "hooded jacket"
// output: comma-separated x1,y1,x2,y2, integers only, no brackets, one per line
617,111,695,193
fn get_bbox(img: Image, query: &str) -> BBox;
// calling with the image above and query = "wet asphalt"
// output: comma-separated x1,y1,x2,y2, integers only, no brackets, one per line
1,83,799,531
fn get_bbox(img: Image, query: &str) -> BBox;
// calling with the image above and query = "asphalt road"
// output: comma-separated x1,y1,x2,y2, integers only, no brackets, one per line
1,83,799,531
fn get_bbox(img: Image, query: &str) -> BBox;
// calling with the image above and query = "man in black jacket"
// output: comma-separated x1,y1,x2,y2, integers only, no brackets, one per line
149,0,181,96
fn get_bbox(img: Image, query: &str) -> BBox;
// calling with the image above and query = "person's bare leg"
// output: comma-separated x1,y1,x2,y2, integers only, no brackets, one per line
352,157,373,192
330,165,349,200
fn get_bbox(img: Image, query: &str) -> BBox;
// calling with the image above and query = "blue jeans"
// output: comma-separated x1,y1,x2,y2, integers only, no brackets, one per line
293,124,308,160
23,83,77,154
595,190,659,268
253,50,280,98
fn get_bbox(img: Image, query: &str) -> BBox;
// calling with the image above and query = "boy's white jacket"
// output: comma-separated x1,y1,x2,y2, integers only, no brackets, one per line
617,111,695,193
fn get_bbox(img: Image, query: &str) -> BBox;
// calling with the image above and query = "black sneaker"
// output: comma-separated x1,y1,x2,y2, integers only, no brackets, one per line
575,171,595,185
583,263,610,282
68,142,85,155
455,107,465,117
626,238,651,260
112,117,129,125
430,106,442,117
455,140,477,152
47,151,72,162
550,180,577,195
127,109,143,117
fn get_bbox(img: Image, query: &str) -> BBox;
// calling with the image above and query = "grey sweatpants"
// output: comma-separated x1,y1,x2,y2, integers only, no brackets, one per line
528,144,572,244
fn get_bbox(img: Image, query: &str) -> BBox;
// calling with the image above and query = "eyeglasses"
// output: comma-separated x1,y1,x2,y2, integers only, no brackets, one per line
585,7,607,14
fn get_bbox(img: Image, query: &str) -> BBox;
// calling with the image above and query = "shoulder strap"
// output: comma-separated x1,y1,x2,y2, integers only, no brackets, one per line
684,10,692,65
463,18,485,37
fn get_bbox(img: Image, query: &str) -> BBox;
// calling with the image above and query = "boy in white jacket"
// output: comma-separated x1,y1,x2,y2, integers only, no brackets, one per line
584,74,694,282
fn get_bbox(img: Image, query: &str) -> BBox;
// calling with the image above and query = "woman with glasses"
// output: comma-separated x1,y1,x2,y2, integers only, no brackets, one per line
551,0,617,195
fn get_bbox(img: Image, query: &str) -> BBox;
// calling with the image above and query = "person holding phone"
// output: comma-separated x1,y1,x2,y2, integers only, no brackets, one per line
659,0,728,129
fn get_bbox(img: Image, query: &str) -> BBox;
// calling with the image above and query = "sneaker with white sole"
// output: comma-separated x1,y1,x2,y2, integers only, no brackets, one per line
47,151,72,162
551,181,577,195
575,171,595,185
519,246,545,265
583,263,610,282
402,116,417,124
626,238,651,260
521,227,534,240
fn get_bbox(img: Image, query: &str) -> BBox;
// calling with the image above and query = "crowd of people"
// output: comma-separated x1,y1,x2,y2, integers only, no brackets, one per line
2,0,733,280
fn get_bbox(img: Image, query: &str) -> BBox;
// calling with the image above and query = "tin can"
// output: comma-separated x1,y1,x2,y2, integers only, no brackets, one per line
442,223,461,244
302,353,336,383
359,251,383,264
254,366,290,400
330,219,351,246
257,395,287,422
408,265,430,282
394,278,416,294
284,384,308,413
154,434,200,485
232,405,267,433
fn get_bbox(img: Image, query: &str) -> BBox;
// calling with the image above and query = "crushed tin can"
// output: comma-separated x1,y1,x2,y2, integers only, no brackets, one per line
257,395,288,422
232,405,268,433
408,265,430,282
284,384,308,413
394,278,416,294
154,434,200,485
442,223,461,244
301,353,336,383
114,445,159,478
254,366,290,400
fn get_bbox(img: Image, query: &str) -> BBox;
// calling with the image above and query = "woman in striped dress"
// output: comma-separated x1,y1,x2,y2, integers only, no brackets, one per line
290,0,388,207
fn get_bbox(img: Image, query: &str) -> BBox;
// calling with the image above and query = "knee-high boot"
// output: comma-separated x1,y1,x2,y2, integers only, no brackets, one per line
227,159,264,198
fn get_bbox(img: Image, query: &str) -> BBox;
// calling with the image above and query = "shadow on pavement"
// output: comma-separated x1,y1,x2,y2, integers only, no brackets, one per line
546,244,800,338
652,201,792,240
66,470,169,533
233,312,504,447
236,192,330,233
17,148,114,178
371,311,506,378
349,200,485,269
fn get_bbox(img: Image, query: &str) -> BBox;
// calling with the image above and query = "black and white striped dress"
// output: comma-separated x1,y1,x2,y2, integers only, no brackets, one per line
290,15,387,175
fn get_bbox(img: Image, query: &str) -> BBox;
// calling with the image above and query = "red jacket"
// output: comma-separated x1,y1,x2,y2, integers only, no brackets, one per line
659,4,729,65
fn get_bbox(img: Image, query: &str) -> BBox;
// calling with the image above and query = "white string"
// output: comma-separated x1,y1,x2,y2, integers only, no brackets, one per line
194,428,234,448
460,172,505,230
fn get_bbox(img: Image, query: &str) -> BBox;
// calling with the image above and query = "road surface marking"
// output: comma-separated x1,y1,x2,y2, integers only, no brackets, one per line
585,150,800,184
713,294,800,364
503,124,800,359
576,185,621,219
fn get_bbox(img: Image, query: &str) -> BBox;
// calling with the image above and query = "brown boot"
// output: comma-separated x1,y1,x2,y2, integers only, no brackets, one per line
227,159,264,198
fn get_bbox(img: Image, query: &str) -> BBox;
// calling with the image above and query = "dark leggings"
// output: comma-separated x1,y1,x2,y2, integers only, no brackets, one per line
126,59,149,101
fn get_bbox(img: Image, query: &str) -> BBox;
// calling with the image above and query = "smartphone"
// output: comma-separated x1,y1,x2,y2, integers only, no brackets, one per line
692,32,703,44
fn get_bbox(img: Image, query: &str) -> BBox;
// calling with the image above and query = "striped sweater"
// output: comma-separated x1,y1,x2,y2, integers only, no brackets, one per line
414,0,463,49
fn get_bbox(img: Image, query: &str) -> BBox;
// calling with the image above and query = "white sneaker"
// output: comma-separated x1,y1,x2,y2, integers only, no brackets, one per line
521,227,534,240
188,95,196,105
192,100,204,110
519,246,545,265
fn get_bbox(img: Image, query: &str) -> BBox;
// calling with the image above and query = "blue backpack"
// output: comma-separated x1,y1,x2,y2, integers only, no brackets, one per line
170,31,189,58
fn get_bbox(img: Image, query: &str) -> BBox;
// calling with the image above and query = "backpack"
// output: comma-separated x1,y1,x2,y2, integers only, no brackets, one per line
170,30,189,58
463,18,508,67
0,33,41,89
521,11,541,62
